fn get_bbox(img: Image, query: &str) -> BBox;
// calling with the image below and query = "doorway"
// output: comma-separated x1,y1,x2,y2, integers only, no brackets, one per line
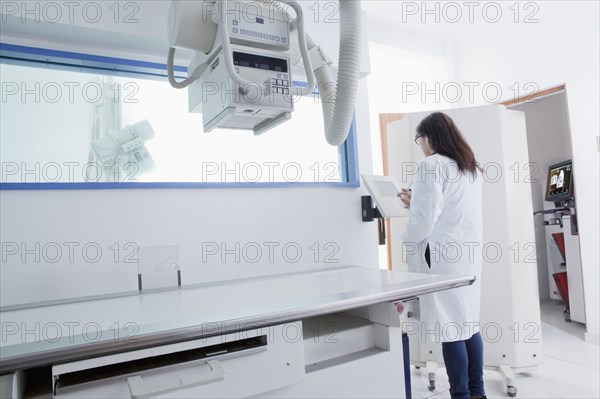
503,85,586,326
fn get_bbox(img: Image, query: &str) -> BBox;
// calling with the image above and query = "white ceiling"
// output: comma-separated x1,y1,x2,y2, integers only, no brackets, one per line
1,1,596,61
361,0,596,45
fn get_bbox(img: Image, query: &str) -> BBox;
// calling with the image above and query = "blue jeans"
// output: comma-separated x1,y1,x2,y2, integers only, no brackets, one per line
442,332,485,399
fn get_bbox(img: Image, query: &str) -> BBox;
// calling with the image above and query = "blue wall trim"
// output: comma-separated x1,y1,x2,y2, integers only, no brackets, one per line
0,43,187,73
0,182,359,190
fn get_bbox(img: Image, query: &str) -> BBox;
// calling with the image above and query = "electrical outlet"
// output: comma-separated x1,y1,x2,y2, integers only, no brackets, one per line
137,245,180,290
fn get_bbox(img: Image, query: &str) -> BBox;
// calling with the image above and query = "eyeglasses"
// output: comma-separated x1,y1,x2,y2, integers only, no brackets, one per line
415,135,422,145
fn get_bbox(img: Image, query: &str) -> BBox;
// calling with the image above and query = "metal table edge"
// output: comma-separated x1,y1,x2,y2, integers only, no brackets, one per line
0,274,474,373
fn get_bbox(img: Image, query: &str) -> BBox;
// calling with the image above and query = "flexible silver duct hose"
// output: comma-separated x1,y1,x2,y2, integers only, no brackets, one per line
322,0,362,146
289,1,362,145
314,65,335,134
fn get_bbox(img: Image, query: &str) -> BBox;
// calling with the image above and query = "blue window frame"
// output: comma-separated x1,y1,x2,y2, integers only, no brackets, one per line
0,43,359,190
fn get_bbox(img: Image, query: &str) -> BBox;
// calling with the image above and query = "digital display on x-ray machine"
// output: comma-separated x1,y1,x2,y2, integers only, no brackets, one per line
545,161,573,202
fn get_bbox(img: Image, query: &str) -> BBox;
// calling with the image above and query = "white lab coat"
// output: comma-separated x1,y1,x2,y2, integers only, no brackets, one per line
402,154,483,343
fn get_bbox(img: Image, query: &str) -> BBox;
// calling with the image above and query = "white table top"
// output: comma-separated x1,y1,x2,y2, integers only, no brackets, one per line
0,265,474,372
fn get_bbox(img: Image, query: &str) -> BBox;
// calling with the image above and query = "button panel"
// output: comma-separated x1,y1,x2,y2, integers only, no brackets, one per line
270,78,290,95
231,26,288,45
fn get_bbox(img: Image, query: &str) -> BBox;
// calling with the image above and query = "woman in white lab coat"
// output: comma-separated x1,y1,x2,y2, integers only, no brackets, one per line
399,112,486,399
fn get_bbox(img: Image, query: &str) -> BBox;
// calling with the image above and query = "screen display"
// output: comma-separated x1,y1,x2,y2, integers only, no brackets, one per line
374,181,399,197
233,52,288,73
546,162,572,199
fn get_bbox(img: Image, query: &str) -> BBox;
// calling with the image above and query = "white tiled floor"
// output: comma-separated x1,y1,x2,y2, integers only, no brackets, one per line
409,301,600,399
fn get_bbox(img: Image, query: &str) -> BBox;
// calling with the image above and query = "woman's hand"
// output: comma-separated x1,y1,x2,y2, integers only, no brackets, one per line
394,301,405,314
398,189,412,207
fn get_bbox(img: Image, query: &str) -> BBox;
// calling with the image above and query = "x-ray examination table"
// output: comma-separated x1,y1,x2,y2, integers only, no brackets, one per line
0,265,474,398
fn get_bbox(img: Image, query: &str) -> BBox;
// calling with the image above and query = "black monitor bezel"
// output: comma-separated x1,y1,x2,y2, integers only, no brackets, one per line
545,159,574,202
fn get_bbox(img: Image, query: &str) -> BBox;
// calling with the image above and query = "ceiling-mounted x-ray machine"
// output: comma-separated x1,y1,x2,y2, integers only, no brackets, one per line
166,0,362,145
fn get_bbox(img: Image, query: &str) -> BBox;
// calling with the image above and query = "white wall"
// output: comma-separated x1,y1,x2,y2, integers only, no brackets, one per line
0,187,379,305
447,3,600,343
365,27,453,269
0,1,379,305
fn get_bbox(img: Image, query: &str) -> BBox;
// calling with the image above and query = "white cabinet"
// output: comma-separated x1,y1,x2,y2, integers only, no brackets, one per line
53,323,305,398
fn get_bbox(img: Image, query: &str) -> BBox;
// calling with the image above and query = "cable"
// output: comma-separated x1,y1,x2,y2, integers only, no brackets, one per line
167,47,206,89
254,0,362,145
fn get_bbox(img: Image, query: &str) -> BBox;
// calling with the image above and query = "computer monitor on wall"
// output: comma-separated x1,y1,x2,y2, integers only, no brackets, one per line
545,160,574,203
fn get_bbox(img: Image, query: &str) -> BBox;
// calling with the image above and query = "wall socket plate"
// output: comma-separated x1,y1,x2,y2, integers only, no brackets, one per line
137,245,180,290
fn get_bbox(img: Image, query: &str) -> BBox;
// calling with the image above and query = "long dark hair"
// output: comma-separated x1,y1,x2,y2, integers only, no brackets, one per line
416,112,482,176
